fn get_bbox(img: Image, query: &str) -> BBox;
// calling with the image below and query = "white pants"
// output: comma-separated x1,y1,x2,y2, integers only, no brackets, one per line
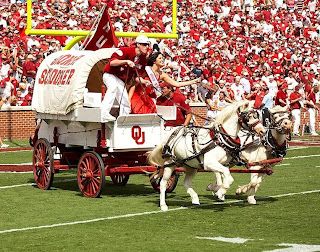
308,108,316,133
292,109,301,134
101,73,131,117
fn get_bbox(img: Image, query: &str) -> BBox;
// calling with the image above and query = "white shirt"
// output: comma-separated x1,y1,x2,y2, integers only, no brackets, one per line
308,0,317,12
240,77,251,94
267,80,278,98
2,81,14,99
285,77,299,91
231,83,245,101
0,18,7,29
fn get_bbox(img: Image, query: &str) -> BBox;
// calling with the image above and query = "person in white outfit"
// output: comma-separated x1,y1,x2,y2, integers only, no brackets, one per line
101,35,151,121
305,86,319,136
289,86,303,136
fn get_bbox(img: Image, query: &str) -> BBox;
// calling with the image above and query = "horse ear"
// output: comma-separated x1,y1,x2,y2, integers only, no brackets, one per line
242,100,250,111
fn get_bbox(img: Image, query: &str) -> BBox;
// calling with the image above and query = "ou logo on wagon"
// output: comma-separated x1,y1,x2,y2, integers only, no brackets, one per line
131,126,145,145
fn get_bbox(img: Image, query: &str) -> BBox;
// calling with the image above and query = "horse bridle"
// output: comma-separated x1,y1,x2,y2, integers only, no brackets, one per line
269,111,292,134
238,109,262,133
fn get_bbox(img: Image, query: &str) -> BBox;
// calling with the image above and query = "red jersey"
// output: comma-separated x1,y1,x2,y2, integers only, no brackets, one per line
306,91,316,108
22,61,37,78
275,90,287,106
254,91,265,109
156,92,191,127
104,47,147,83
289,91,302,109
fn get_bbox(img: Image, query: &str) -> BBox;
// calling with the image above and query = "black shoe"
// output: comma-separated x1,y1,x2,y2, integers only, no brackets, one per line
162,145,171,158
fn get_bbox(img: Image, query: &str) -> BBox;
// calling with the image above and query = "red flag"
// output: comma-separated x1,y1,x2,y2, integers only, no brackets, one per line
84,5,118,50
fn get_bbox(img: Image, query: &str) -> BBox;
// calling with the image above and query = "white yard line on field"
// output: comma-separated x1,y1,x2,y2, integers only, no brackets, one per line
0,189,319,235
195,236,253,244
276,163,290,166
0,171,33,174
285,154,320,160
0,183,35,189
0,207,188,234
0,179,76,190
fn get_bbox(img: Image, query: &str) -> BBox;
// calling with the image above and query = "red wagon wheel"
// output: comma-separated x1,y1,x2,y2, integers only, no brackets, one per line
77,151,105,198
33,138,54,190
110,174,130,186
150,171,179,193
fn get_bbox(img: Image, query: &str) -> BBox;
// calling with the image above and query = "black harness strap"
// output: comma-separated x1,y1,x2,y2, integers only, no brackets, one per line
262,129,287,158
163,130,217,169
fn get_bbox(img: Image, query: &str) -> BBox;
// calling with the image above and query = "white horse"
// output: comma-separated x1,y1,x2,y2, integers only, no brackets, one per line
207,106,292,204
148,100,265,211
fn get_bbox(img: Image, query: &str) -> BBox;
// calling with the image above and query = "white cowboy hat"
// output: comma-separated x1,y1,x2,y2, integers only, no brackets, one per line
135,35,150,44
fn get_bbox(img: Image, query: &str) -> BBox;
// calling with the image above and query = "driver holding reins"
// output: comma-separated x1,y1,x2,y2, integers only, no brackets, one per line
101,35,151,121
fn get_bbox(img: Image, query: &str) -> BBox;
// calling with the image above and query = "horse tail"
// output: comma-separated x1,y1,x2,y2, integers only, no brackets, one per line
147,144,165,167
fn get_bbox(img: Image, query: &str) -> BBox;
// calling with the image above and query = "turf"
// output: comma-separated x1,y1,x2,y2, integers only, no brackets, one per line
0,147,319,251
0,150,32,164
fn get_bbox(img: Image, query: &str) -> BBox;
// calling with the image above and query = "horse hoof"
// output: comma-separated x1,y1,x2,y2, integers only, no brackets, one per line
215,191,225,202
160,205,169,211
247,196,256,205
236,187,243,195
192,199,200,205
206,183,220,192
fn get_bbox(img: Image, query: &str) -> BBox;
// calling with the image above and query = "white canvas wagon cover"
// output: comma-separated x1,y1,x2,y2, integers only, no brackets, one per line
32,48,119,115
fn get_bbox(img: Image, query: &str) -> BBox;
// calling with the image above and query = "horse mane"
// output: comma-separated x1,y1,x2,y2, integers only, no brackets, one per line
269,105,288,114
214,100,250,126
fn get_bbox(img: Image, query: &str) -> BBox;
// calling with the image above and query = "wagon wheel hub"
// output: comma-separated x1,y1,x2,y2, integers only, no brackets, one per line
36,161,45,168
83,170,94,179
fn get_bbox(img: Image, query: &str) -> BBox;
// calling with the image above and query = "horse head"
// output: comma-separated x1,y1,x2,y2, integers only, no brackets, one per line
269,106,292,134
237,101,265,137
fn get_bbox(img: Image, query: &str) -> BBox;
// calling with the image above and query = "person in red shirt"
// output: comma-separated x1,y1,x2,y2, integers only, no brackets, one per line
253,84,266,109
289,85,303,136
22,54,37,83
156,82,192,157
101,35,151,121
156,83,192,127
275,83,288,107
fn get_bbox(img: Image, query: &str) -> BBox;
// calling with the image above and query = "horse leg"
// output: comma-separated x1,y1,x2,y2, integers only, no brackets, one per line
206,172,222,193
247,171,264,205
204,160,234,201
184,168,200,205
159,166,174,211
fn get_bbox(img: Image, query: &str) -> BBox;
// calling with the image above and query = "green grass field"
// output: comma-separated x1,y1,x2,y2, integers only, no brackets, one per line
0,147,320,251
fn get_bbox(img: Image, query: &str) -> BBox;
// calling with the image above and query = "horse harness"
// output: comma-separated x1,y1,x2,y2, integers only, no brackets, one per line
162,109,261,169
261,110,289,158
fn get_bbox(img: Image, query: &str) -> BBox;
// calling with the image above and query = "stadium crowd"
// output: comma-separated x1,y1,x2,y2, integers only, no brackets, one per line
0,0,320,137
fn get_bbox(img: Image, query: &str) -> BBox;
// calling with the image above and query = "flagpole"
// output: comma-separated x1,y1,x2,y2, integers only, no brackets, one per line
79,5,106,50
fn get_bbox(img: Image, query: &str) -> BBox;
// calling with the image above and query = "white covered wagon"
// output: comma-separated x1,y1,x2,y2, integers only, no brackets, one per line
31,49,179,197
